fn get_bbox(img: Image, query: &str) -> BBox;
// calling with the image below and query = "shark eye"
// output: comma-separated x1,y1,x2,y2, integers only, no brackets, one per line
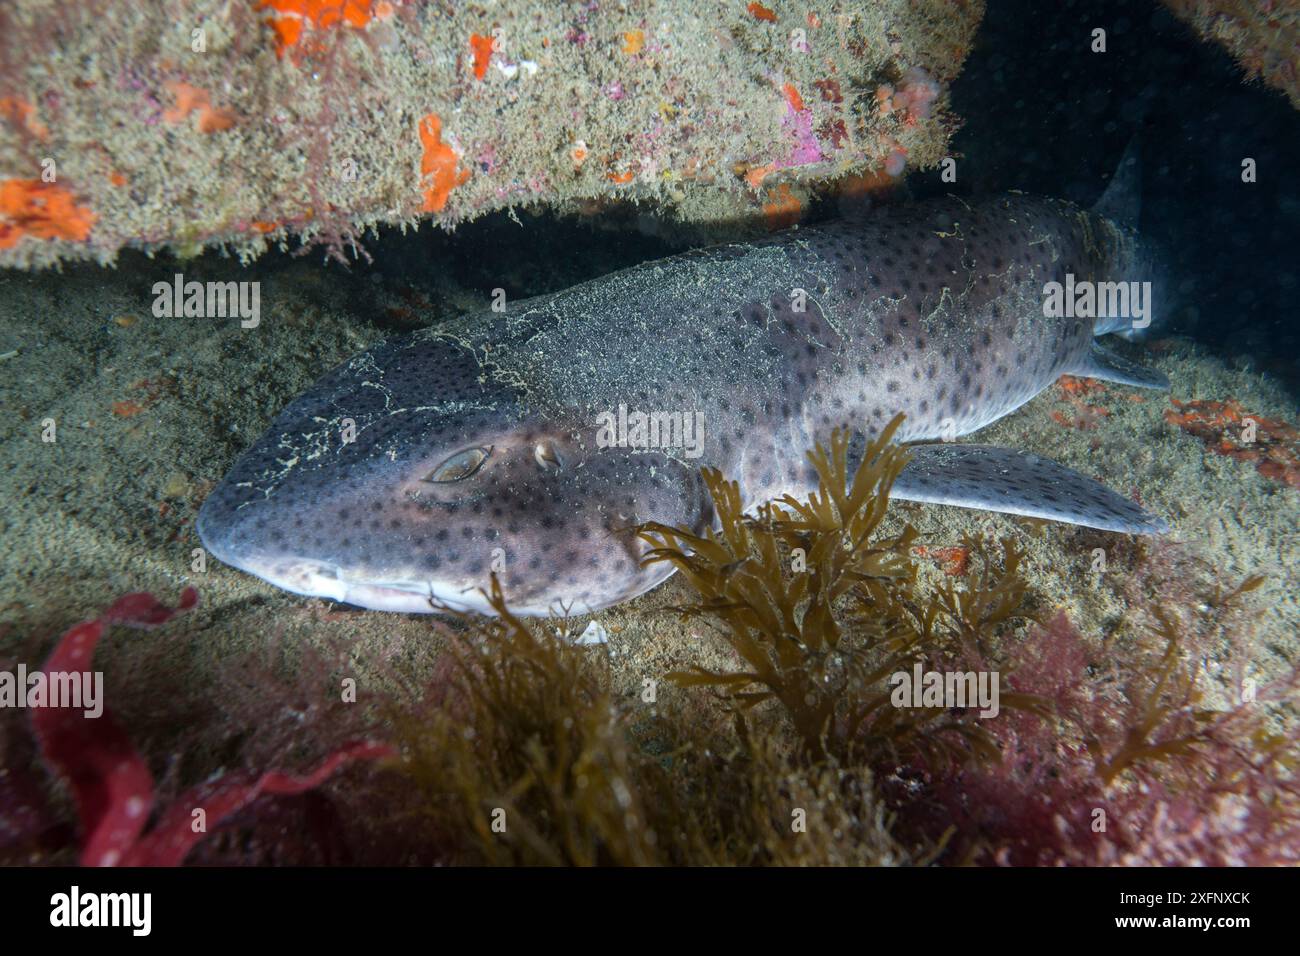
427,446,491,483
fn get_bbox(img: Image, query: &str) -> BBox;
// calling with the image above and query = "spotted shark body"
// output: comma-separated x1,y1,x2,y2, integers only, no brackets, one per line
198,190,1170,616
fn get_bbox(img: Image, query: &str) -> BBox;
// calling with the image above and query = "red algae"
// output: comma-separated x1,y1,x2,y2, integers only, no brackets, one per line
162,82,237,133
762,182,802,229
1051,375,1111,429
22,587,392,866
1057,374,1104,397
1165,397,1300,490
0,96,50,141
912,545,971,576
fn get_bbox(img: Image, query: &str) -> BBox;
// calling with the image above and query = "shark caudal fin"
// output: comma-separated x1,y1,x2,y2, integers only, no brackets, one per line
891,443,1168,534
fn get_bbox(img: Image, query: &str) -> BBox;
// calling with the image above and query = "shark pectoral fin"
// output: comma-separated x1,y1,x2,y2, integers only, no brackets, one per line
1072,341,1169,390
892,443,1169,534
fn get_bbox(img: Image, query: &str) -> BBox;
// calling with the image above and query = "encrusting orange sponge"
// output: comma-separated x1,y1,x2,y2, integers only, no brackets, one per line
470,33,495,80
419,113,470,213
0,179,96,249
259,0,378,59
162,82,237,133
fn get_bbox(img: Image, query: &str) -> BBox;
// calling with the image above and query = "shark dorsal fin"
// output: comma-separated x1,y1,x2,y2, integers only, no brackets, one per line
1093,136,1142,230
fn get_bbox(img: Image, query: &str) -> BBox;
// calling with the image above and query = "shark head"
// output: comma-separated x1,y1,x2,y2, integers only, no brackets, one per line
197,333,713,616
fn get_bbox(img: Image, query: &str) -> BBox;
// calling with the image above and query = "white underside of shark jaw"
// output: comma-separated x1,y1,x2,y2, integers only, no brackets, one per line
229,556,664,617
334,574,670,617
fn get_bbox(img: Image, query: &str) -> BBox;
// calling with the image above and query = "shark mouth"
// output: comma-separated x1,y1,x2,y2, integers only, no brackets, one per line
228,556,611,617
229,558,486,614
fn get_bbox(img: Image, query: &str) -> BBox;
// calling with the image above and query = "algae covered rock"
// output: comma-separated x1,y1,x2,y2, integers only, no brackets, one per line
1161,0,1300,110
0,0,984,267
